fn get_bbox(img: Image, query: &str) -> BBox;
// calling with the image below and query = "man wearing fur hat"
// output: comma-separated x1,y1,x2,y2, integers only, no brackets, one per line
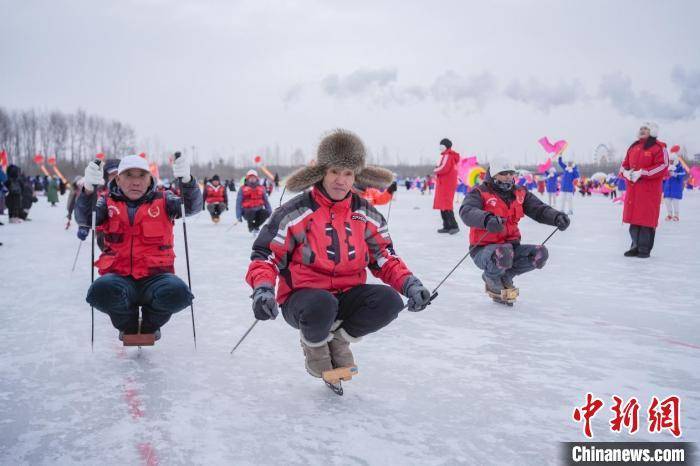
433,138,461,234
245,129,431,389
75,154,202,341
236,169,272,233
620,122,668,258
459,159,570,304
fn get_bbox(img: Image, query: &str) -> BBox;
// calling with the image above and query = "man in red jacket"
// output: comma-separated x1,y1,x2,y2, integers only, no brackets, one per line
203,174,228,223
459,159,569,304
620,122,668,258
434,138,460,234
245,130,430,386
76,154,203,341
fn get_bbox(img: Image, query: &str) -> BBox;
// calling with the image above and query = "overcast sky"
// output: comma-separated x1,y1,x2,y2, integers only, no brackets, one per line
2,0,699,165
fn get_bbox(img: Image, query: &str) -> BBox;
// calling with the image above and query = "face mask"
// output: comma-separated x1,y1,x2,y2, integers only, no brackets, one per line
494,179,514,191
440,145,447,152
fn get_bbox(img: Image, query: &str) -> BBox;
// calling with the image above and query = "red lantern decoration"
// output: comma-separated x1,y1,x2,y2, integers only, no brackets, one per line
96,153,106,160
48,156,57,166
139,152,147,159
254,155,262,164
34,154,44,165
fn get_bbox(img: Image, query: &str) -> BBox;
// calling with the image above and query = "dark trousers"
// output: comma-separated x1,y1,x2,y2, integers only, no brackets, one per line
244,208,270,232
281,284,404,344
629,225,656,254
440,210,459,229
207,202,225,217
86,273,193,333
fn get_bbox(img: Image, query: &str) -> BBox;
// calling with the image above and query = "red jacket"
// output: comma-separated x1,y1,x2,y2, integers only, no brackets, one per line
469,187,526,246
622,139,668,228
246,186,412,304
205,183,226,204
242,184,266,209
433,149,460,210
95,194,175,279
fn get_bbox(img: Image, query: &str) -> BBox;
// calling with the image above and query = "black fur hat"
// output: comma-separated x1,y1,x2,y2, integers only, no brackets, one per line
286,129,394,192
440,138,452,149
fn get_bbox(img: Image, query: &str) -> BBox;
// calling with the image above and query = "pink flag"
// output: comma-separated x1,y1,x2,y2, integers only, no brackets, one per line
457,156,478,183
538,137,567,154
537,158,552,173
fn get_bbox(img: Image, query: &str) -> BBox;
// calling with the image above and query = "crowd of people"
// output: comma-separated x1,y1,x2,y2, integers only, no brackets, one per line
0,121,695,392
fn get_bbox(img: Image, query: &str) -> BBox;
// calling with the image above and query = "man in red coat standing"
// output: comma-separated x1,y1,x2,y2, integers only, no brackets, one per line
621,121,668,259
434,138,460,234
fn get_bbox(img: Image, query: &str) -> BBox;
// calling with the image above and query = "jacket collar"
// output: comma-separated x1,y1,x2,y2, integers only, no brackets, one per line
312,184,352,210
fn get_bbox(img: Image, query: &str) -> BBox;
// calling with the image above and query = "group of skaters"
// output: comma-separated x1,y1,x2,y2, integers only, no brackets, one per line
0,121,690,393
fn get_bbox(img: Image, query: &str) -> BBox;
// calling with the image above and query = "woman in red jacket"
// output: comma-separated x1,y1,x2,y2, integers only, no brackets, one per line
434,138,460,234
245,130,430,388
620,122,668,258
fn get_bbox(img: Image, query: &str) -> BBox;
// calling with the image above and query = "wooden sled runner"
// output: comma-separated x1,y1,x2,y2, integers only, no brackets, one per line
486,286,519,306
122,333,156,347
322,366,358,396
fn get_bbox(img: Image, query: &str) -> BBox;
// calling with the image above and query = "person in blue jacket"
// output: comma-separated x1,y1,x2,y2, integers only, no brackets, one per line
662,153,686,221
557,156,579,214
545,167,559,206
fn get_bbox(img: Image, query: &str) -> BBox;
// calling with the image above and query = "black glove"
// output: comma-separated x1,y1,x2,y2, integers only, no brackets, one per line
387,181,397,194
77,226,89,241
555,213,570,231
403,276,431,312
485,215,505,233
251,286,278,320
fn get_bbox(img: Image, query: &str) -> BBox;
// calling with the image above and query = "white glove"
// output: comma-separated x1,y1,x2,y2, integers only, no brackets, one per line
668,163,677,173
172,154,191,183
83,161,104,188
629,169,643,183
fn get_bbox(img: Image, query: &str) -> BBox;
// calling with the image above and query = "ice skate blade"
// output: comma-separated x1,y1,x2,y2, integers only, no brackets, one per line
486,289,517,306
322,366,358,385
122,333,156,346
325,380,344,396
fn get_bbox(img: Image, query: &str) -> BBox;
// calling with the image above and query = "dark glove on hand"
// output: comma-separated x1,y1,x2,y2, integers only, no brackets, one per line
485,214,505,233
77,226,89,241
387,181,397,194
251,286,278,321
403,275,431,312
555,213,570,231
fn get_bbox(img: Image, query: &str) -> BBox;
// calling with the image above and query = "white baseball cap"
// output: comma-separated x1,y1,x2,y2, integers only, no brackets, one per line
488,159,517,176
246,169,259,178
118,154,150,175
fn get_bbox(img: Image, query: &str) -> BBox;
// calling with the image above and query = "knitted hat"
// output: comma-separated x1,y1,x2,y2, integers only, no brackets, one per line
488,159,517,176
440,138,453,149
641,121,659,138
286,129,393,192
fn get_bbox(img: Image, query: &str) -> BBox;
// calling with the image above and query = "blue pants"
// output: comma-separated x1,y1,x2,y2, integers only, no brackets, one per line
471,243,549,281
86,273,193,333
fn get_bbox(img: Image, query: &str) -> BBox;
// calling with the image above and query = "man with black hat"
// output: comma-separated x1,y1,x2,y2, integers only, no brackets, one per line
434,138,460,234
459,159,570,305
246,129,430,393
203,174,228,223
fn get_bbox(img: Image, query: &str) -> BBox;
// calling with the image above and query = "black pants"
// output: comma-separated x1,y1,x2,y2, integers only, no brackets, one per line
243,208,270,231
281,284,404,344
440,210,459,230
629,224,656,254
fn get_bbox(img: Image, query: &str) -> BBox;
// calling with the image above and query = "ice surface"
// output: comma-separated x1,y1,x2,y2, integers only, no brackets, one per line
1,189,698,465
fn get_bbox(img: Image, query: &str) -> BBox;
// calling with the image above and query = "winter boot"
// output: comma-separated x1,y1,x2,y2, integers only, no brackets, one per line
329,329,356,369
482,272,504,294
447,227,460,235
623,247,638,257
672,215,679,222
501,273,515,290
300,336,333,378
437,227,450,234
665,215,673,221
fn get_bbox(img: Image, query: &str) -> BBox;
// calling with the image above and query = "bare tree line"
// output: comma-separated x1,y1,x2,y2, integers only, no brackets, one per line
0,107,136,170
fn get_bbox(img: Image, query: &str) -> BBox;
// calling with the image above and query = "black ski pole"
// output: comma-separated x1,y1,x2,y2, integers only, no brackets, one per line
278,185,287,207
402,230,490,310
175,152,197,349
89,159,102,351
229,319,259,355
541,226,559,246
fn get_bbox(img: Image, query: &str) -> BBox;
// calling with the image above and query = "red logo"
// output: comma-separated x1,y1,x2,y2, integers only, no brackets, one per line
148,205,160,218
107,205,120,218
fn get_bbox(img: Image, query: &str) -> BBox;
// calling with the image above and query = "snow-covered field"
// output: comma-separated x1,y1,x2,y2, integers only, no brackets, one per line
1,189,698,465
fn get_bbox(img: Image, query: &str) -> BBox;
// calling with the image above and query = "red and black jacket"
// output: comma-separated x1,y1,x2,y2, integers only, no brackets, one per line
246,185,412,304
